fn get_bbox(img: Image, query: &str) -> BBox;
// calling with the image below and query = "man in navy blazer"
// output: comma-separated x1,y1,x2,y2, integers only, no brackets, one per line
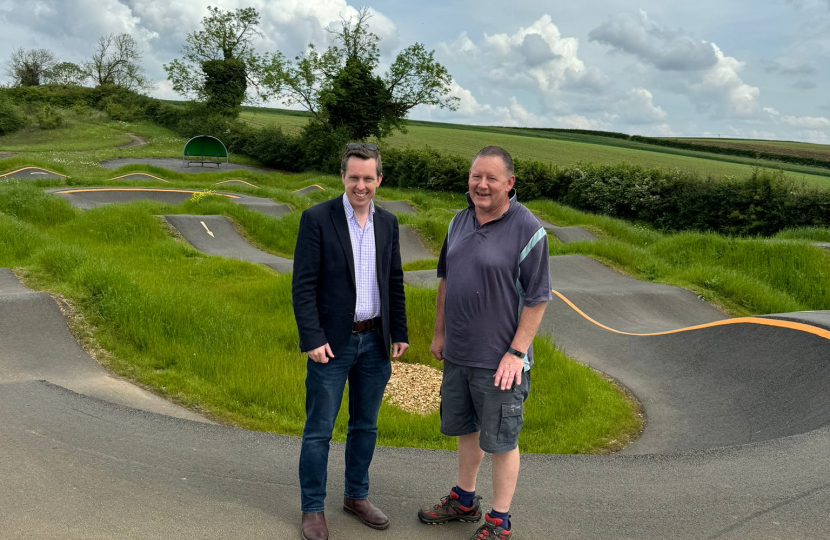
292,143,408,540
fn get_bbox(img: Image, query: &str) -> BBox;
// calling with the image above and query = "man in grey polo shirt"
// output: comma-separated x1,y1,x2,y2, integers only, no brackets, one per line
418,146,551,540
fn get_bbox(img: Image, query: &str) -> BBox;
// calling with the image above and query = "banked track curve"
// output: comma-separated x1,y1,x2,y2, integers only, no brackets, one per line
1,189,829,538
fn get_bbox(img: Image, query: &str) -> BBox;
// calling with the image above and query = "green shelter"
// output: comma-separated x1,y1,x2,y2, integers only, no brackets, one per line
182,135,229,167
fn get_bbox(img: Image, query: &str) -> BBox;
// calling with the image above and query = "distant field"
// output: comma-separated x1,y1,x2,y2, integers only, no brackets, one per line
238,107,830,189
675,138,830,161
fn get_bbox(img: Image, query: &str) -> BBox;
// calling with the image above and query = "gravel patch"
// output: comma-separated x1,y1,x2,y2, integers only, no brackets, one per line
384,361,442,415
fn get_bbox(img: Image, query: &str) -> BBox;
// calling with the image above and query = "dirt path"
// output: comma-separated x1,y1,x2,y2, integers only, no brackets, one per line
121,133,149,148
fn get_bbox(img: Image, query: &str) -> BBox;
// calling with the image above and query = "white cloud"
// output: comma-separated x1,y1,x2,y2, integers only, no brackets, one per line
0,0,399,92
590,11,759,118
617,88,667,124
693,44,760,116
588,10,717,71
765,107,830,128
549,113,610,130
439,15,603,96
416,85,610,131
444,81,492,117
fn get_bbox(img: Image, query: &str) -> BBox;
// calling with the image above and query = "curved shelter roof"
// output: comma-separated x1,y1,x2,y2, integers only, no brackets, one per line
183,135,228,166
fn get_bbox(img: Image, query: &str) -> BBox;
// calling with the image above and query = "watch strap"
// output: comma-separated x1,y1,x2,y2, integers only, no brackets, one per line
507,347,527,359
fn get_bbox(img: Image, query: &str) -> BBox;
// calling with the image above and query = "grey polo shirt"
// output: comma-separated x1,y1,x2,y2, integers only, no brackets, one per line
437,192,551,371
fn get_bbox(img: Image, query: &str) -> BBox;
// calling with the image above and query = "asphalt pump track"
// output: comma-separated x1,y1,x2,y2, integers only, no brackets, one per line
99,158,275,174
47,186,292,218
1,198,829,538
164,214,433,273
44,186,435,277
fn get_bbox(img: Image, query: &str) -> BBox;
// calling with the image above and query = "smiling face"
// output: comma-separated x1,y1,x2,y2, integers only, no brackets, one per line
468,155,515,217
341,156,382,213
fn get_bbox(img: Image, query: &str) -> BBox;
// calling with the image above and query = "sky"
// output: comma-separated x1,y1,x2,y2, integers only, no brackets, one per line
2,0,829,143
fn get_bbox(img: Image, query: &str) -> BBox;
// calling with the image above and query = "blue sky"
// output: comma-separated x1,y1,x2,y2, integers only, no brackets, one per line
2,0,829,142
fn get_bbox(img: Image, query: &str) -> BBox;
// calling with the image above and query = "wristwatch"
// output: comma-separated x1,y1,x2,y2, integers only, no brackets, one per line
507,347,527,360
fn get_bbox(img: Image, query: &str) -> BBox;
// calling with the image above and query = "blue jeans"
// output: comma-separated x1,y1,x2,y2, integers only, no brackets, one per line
299,329,391,513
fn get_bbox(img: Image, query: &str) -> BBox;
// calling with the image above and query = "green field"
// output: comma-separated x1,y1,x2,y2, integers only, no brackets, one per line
239,107,830,189
675,137,830,161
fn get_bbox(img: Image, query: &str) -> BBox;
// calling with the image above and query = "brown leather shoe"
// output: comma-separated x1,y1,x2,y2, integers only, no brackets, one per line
343,497,390,530
301,512,328,540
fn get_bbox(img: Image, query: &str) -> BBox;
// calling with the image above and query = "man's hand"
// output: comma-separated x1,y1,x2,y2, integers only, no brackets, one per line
306,343,335,364
391,342,409,358
493,352,524,390
430,334,445,361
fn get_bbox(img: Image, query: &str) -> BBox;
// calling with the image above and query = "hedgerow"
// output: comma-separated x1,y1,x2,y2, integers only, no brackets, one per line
3,85,828,236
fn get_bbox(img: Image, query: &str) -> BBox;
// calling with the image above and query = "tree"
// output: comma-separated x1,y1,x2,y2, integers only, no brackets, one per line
45,62,89,86
86,33,153,92
5,48,58,86
262,7,458,141
164,5,267,114
319,57,392,140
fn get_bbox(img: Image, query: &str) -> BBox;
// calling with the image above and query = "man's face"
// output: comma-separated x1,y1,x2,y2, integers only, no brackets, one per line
468,155,515,214
341,157,382,212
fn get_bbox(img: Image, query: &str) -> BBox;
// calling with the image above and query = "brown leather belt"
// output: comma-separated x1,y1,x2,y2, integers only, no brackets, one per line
352,317,380,333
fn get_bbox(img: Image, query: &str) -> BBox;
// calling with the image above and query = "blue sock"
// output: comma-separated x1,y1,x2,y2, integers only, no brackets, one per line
452,485,476,508
488,509,511,530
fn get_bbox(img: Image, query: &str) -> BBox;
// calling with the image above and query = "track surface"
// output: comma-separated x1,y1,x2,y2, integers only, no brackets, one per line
164,215,294,273
3,191,830,538
1,166,66,180
108,172,170,183
0,269,209,424
293,185,326,195
99,158,275,174
375,200,418,215
166,215,430,272
47,186,291,218
535,216,597,243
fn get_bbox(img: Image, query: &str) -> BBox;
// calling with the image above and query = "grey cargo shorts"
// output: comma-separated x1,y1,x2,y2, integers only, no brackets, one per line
439,359,530,454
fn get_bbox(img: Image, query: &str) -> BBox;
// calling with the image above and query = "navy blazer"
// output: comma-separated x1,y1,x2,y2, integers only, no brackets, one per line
292,196,408,358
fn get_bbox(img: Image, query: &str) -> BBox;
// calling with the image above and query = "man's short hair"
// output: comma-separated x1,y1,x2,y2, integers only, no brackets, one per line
341,143,382,177
471,146,514,178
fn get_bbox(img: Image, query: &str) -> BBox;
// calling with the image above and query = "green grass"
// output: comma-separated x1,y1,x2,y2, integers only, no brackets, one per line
237,106,830,188
0,118,133,152
525,200,830,316
0,106,269,179
401,259,439,271
6,102,828,455
774,227,830,243
677,138,830,159
0,182,640,454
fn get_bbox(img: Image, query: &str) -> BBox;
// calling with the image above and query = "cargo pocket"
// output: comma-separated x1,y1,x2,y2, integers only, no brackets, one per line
496,402,523,444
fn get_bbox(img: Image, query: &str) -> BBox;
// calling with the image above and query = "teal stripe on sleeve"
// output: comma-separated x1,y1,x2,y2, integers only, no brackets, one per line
518,227,547,265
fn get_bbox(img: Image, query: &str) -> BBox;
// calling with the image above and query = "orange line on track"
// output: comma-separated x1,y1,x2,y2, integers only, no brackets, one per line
551,289,830,340
216,179,258,188
293,184,325,192
109,173,170,183
56,188,240,199
0,166,66,178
